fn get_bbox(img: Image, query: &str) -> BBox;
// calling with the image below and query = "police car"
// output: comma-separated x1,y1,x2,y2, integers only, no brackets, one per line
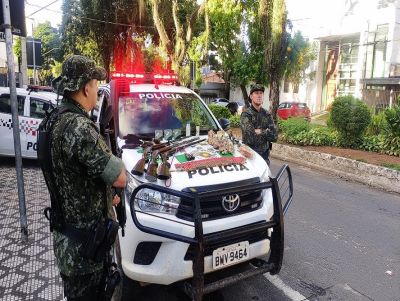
0,86,58,158
98,71,293,300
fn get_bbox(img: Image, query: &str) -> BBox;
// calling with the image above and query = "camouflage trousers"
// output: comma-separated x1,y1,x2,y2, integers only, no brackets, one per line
61,268,106,301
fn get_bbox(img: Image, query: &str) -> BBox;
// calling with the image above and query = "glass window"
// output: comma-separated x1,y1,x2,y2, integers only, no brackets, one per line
0,94,25,115
118,92,218,138
30,98,52,119
283,80,290,93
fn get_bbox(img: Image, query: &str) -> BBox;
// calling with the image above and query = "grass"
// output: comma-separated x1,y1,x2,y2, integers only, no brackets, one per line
381,162,400,171
310,112,329,126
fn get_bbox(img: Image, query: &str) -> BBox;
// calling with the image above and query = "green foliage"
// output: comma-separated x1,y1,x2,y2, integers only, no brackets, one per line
366,111,388,136
384,105,400,137
285,32,317,85
278,117,310,138
208,104,232,119
13,37,22,64
360,135,386,153
289,127,338,146
34,22,63,85
381,162,400,171
228,114,241,128
330,95,371,147
382,135,400,156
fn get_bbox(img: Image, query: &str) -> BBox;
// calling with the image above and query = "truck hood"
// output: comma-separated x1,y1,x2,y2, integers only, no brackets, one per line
119,136,270,191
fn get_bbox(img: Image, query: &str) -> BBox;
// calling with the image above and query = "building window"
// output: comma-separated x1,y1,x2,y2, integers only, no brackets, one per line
283,80,290,93
338,38,359,96
377,0,395,9
293,82,299,93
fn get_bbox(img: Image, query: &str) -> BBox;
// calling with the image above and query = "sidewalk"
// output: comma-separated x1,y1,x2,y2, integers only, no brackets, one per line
0,159,63,301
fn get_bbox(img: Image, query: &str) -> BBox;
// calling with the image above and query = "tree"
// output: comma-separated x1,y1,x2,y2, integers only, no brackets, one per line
285,31,317,86
149,0,208,73
260,0,289,121
60,0,101,61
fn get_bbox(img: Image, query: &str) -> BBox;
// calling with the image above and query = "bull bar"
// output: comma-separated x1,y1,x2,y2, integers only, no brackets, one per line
129,164,293,301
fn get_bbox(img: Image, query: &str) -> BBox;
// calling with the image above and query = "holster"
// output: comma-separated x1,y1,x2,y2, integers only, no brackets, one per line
79,219,119,262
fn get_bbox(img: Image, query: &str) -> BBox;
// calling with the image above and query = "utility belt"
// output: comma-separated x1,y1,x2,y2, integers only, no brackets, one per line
44,207,119,262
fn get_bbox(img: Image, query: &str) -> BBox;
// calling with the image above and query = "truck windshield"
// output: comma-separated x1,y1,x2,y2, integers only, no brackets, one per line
118,92,219,138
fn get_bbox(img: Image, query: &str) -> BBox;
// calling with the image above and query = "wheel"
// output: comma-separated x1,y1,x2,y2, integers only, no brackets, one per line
111,236,141,301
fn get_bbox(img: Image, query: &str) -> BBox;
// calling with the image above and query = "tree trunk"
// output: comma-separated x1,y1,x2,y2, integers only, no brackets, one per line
269,77,280,123
240,84,249,107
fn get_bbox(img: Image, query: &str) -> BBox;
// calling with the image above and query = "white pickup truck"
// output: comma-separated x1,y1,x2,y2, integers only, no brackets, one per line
96,72,293,301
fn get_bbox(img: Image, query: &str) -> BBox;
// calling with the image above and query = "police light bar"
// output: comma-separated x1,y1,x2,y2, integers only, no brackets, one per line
111,71,178,85
111,72,145,79
27,85,53,92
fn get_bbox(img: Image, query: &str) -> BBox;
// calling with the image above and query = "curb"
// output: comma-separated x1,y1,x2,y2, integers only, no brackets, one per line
270,143,400,194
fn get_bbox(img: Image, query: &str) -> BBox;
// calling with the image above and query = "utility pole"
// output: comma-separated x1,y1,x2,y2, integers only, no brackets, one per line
2,0,28,242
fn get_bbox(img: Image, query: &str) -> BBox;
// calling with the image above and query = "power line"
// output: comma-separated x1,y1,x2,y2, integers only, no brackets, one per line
25,1,61,14
26,0,61,18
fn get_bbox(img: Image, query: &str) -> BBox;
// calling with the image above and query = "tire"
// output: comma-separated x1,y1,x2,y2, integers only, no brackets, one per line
111,236,141,301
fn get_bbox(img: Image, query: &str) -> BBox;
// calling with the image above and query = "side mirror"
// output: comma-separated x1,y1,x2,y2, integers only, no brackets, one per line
218,118,230,130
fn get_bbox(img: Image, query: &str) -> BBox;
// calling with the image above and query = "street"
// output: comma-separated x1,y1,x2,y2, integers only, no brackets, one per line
0,157,399,300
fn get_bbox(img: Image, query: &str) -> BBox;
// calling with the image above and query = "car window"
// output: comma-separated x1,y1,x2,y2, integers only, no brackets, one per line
0,94,25,115
297,103,307,109
278,103,286,109
30,97,51,119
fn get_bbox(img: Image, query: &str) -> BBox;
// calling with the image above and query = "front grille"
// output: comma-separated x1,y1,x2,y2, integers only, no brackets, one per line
177,177,263,221
184,222,269,261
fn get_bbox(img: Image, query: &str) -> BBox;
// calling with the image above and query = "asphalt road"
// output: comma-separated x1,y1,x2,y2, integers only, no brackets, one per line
128,158,400,301
2,157,398,301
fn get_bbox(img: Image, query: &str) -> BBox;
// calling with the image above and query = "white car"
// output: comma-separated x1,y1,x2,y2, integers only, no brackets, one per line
97,73,293,300
0,86,58,158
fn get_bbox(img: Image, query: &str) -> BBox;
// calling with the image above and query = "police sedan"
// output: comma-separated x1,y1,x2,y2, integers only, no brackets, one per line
0,86,58,158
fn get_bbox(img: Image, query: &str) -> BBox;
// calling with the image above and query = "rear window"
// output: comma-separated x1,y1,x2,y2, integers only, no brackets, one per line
297,103,307,109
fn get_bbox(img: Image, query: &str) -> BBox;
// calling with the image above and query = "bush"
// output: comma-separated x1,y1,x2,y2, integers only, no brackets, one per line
289,126,338,146
278,117,310,138
330,95,371,147
208,104,232,119
384,105,400,137
360,135,386,152
366,111,388,136
383,135,400,156
228,114,241,128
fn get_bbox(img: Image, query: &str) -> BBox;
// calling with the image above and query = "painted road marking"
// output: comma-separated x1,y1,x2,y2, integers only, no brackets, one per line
264,273,307,301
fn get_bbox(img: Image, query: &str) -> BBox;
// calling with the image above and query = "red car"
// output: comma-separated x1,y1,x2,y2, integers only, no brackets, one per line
277,102,311,121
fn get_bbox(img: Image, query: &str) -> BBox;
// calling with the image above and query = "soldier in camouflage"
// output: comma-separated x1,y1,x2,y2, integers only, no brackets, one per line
240,84,277,165
49,55,127,300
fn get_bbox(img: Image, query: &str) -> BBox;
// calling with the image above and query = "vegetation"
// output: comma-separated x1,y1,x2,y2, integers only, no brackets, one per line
228,114,241,128
330,95,371,147
278,95,400,158
207,104,231,119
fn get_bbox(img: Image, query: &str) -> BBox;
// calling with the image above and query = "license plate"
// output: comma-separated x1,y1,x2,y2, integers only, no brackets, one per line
212,241,249,270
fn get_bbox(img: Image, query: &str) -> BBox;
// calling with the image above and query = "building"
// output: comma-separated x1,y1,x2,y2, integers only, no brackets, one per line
284,0,400,113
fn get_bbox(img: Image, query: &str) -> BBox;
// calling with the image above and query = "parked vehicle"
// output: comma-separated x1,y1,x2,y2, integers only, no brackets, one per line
0,86,58,158
97,71,293,300
212,98,229,106
277,102,311,121
226,100,245,115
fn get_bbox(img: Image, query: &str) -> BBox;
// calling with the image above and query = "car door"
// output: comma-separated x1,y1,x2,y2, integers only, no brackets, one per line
0,93,27,157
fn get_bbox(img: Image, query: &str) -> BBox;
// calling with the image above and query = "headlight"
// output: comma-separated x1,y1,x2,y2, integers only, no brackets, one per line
135,188,181,215
125,172,141,202
260,167,271,199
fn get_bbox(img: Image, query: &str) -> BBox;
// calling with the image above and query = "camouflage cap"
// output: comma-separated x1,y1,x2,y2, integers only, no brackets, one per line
250,84,265,95
52,55,107,93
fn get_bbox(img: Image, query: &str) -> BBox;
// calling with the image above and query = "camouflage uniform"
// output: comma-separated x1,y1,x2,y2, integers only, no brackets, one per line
48,56,124,300
240,92,278,164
